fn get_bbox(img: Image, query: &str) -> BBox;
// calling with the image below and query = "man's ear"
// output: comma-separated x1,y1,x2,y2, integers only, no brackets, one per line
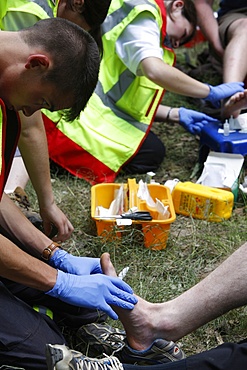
71,0,85,14
172,0,184,10
25,54,50,70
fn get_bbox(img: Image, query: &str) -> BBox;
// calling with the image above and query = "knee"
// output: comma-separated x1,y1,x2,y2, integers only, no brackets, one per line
227,18,247,42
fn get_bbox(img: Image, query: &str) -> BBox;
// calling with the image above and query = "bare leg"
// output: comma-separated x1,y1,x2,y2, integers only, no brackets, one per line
223,19,247,84
223,90,247,118
221,18,247,118
101,253,166,350
101,243,247,347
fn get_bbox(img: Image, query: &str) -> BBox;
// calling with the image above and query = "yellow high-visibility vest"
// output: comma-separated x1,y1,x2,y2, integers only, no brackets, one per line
44,0,175,184
0,0,57,30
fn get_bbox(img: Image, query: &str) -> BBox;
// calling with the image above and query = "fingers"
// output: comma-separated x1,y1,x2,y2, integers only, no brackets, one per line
110,294,136,310
108,280,138,307
40,204,74,242
191,121,207,135
43,221,53,238
202,115,218,122
110,276,135,295
105,306,119,320
193,126,202,135
52,219,74,242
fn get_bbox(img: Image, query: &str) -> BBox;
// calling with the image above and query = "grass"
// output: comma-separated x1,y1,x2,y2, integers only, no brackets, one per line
26,43,247,356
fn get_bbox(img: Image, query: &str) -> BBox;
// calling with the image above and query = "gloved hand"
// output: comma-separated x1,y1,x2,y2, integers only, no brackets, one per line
49,249,102,275
46,270,138,319
179,107,218,135
204,82,244,108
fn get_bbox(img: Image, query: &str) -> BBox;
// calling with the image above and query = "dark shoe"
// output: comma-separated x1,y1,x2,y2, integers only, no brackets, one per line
46,344,124,370
8,187,59,238
115,338,185,365
76,322,126,357
25,211,58,238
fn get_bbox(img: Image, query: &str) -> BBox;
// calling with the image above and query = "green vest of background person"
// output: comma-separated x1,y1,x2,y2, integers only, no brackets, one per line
43,0,175,184
0,0,56,30
0,1,8,28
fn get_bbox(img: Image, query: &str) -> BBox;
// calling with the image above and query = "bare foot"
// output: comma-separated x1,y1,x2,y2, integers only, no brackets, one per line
100,253,173,350
223,90,247,118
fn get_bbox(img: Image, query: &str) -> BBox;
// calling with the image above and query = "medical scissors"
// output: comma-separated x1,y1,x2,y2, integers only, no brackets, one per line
96,211,152,221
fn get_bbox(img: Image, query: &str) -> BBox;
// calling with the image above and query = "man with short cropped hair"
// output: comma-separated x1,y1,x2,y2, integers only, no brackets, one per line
0,18,137,369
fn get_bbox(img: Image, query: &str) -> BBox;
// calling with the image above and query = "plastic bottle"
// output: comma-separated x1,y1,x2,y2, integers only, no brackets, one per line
229,115,235,130
164,180,234,222
223,119,229,136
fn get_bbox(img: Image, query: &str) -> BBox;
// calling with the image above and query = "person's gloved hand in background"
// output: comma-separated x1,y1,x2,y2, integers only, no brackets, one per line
179,107,219,135
204,82,244,108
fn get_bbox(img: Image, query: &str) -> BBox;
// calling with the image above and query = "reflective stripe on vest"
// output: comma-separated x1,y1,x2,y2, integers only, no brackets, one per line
44,0,175,183
9,0,54,17
98,0,173,126
33,305,53,319
28,0,54,17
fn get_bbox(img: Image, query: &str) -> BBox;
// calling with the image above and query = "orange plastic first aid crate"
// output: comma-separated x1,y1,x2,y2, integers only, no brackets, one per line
91,179,176,250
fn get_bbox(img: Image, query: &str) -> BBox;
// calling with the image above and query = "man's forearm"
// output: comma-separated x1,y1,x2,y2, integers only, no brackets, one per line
0,233,57,291
18,111,74,241
0,193,56,258
18,111,55,208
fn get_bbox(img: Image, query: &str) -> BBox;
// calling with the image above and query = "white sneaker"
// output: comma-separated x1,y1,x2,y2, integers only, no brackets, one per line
46,344,124,370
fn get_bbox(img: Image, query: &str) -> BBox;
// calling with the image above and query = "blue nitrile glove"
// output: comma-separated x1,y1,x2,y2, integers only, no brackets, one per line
49,249,102,276
204,82,244,108
179,107,218,135
46,270,138,320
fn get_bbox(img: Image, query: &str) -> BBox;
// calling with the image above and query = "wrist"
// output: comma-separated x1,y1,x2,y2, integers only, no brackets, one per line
166,107,173,123
49,248,68,268
168,108,180,124
38,194,55,210
41,241,61,261
204,84,212,99
46,269,63,296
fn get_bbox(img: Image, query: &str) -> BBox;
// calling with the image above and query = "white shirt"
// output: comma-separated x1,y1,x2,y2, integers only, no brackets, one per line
115,12,164,76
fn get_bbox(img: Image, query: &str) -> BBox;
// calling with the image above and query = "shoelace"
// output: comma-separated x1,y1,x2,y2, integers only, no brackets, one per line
76,354,124,370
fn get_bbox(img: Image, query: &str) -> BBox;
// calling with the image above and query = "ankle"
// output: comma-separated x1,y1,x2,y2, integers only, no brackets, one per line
150,301,183,342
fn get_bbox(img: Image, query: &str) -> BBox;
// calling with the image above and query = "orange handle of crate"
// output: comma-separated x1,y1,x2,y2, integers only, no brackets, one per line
127,178,157,219
128,178,139,209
